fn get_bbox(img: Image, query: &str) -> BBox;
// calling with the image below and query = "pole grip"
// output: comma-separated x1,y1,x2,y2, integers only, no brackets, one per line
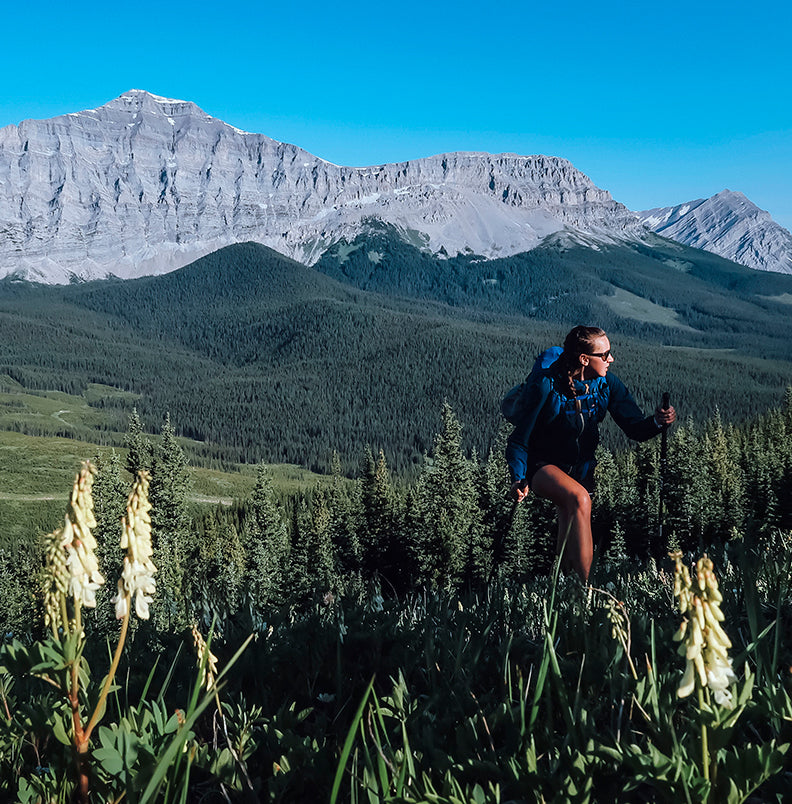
661,392,670,411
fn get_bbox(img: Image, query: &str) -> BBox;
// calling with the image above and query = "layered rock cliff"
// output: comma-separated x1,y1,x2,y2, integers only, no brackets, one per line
0,90,644,282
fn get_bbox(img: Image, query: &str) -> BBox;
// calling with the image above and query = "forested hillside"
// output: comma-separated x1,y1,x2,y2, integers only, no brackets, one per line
315,224,792,354
2,239,792,473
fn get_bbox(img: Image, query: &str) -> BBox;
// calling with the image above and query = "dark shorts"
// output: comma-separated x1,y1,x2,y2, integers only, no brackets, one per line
525,459,595,495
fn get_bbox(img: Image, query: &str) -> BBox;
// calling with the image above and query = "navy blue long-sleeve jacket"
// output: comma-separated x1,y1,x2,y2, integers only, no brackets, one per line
505,357,660,485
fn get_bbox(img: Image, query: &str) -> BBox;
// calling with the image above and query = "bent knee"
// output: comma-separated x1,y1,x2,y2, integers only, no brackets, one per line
561,486,591,515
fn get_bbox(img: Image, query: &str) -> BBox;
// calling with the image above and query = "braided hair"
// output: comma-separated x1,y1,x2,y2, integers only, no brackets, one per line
558,325,606,399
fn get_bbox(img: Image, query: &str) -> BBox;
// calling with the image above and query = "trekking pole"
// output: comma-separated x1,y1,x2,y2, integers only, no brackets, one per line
657,392,670,551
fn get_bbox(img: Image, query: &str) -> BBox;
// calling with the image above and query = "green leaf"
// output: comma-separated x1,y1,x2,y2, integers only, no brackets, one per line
52,714,72,746
16,777,39,804
164,711,181,734
331,676,375,804
121,729,141,767
93,745,124,776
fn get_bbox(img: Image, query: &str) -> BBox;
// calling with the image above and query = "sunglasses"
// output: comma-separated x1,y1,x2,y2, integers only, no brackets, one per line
587,349,612,361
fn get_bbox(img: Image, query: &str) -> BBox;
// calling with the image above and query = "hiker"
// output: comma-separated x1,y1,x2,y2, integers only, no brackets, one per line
504,325,676,581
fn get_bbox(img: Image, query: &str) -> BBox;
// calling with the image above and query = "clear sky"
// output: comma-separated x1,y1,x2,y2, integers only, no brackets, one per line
3,0,791,229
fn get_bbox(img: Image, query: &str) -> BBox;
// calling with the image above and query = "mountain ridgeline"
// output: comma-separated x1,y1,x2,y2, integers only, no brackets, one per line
2,235,792,474
3,90,791,285
0,89,640,283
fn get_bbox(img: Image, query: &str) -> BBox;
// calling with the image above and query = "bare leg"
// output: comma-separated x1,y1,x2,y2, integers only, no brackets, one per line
531,465,592,581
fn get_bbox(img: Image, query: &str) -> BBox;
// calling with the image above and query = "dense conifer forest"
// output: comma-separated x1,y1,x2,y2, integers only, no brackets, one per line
5,396,791,638
2,237,792,474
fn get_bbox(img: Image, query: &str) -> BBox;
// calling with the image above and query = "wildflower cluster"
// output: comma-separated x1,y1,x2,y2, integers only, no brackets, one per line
671,551,737,706
42,463,105,633
112,471,157,620
606,596,629,647
42,529,70,633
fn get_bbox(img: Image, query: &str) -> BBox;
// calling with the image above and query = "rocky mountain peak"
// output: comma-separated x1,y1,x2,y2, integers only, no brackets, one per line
95,89,216,125
0,92,647,283
637,191,792,274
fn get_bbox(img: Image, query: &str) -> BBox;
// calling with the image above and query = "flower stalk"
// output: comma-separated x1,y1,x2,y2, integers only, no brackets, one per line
37,465,158,803
600,588,638,680
84,470,156,748
671,551,737,794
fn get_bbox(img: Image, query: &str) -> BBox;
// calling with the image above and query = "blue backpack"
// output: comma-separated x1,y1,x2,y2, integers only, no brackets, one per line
501,347,563,424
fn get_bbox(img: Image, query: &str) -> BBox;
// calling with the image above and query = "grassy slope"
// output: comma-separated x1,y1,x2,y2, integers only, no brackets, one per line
0,386,328,546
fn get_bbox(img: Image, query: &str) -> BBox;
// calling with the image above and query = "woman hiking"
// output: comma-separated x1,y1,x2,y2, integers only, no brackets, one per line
505,325,676,581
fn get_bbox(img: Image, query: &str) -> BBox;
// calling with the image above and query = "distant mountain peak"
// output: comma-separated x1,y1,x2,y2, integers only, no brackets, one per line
637,192,792,274
121,88,190,104
98,89,218,122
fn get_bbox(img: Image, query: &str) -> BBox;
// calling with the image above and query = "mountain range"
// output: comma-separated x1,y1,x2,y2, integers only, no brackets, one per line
1,90,790,283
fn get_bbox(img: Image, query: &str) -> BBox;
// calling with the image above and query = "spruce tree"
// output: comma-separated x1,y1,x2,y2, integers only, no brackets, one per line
306,487,339,593
124,408,153,476
592,447,619,556
604,521,628,565
241,464,290,623
326,452,363,595
412,403,486,590
359,448,407,592
286,499,315,604
190,513,246,632
666,421,709,552
610,448,642,555
742,414,782,539
479,437,514,580
632,440,660,558
703,412,746,542
90,451,129,638
148,413,191,634
777,394,792,529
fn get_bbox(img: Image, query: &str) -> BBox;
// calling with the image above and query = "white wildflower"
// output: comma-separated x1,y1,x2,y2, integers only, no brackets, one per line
63,464,105,609
671,552,736,706
112,472,157,620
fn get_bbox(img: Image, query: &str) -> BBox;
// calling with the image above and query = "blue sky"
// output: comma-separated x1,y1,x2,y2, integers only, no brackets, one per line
3,0,791,228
